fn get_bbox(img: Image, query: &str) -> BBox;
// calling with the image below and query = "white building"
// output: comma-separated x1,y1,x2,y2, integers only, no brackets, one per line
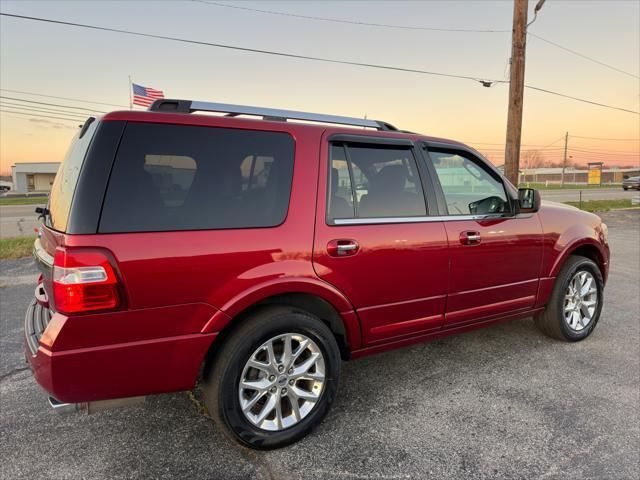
518,166,640,185
11,162,60,193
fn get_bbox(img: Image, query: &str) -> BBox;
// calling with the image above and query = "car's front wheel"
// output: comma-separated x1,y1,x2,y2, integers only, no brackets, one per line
202,307,341,449
535,255,604,341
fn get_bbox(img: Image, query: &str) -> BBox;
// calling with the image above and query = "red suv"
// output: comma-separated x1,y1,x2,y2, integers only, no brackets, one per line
26,99,609,449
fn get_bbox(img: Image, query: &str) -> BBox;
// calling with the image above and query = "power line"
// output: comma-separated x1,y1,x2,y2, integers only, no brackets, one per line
0,95,106,113
0,99,100,115
569,147,639,156
0,13,498,85
0,109,85,123
0,106,86,120
197,1,638,80
0,102,90,119
193,0,510,33
570,135,640,142
522,85,639,115
0,88,127,108
0,102,91,119
465,140,556,147
1,13,638,115
475,147,565,152
469,135,568,149
529,33,640,80
540,135,568,148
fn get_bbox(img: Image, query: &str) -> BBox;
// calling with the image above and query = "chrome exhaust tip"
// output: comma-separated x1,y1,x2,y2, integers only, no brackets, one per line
47,395,145,414
47,396,86,414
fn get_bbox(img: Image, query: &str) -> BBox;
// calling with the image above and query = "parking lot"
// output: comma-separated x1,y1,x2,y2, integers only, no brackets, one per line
1,209,638,480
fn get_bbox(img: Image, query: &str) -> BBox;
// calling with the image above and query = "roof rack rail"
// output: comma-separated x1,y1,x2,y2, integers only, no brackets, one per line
148,99,398,131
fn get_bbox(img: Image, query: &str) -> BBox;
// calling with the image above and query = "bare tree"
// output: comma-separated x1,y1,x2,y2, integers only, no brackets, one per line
522,150,545,169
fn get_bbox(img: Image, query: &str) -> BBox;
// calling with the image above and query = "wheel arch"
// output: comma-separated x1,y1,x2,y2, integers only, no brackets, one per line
550,238,607,280
201,279,361,362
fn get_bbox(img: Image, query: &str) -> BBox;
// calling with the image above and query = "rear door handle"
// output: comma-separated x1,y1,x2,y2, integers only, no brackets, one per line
327,239,359,257
459,231,481,245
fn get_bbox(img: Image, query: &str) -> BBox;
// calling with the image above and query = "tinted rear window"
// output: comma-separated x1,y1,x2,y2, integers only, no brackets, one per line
47,119,98,231
99,123,295,233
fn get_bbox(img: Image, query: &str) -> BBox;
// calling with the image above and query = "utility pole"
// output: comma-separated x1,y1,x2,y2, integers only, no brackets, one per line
561,131,569,186
504,0,528,186
504,0,546,186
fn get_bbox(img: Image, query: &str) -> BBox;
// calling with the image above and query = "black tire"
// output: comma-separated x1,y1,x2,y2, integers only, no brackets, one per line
535,255,604,341
202,306,341,449
623,187,629,190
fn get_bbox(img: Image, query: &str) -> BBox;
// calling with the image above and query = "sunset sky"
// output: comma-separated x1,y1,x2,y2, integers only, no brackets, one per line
1,0,638,175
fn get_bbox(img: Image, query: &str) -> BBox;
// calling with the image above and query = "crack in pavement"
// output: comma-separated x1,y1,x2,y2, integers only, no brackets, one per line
0,366,29,382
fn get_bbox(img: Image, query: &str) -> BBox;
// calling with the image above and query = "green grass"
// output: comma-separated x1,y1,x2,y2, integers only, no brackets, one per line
523,183,620,190
0,196,47,205
564,199,635,212
0,237,35,259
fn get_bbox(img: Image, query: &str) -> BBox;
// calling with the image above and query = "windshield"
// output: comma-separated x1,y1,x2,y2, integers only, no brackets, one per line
46,118,98,231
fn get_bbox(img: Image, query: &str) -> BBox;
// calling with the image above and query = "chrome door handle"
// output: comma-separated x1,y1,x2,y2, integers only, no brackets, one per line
327,239,359,257
460,231,481,245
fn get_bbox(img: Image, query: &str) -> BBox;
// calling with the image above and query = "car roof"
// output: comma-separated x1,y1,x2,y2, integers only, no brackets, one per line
101,110,468,148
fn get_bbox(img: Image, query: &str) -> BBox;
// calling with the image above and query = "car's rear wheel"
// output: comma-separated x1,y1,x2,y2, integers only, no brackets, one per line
202,307,341,449
535,255,604,341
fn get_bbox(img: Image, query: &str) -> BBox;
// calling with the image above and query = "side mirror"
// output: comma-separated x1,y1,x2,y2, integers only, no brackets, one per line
518,188,541,213
34,206,49,221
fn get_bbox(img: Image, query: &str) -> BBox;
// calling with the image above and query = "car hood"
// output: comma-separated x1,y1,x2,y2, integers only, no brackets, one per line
539,199,602,225
541,199,579,211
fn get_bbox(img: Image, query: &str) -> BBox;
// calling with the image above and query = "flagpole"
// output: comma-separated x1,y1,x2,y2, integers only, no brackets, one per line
128,75,132,110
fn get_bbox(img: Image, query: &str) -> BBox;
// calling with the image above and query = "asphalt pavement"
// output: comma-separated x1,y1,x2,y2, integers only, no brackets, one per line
0,210,639,479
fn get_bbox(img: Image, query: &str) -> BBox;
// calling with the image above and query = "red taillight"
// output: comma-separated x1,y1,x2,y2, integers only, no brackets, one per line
52,248,120,314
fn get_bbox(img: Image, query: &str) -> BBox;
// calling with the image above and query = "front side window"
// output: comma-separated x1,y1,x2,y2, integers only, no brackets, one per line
427,149,510,215
100,123,294,233
328,143,426,221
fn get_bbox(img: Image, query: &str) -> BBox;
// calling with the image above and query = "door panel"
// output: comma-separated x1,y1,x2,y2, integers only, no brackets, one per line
444,216,543,325
313,133,449,345
425,147,544,326
314,223,449,344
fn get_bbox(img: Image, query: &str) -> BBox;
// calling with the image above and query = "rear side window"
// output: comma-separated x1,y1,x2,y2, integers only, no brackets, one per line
328,143,426,221
47,119,98,231
99,123,294,233
143,155,197,207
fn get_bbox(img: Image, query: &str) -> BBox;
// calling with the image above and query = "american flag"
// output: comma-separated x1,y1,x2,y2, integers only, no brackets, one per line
132,83,164,107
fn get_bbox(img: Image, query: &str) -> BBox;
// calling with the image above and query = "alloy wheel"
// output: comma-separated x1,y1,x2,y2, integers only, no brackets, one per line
563,270,598,331
238,333,325,431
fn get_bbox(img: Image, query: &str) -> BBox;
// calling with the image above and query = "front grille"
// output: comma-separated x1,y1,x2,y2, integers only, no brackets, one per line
24,299,52,355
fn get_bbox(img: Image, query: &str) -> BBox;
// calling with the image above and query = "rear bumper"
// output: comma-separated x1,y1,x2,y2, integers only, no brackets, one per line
24,299,217,403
